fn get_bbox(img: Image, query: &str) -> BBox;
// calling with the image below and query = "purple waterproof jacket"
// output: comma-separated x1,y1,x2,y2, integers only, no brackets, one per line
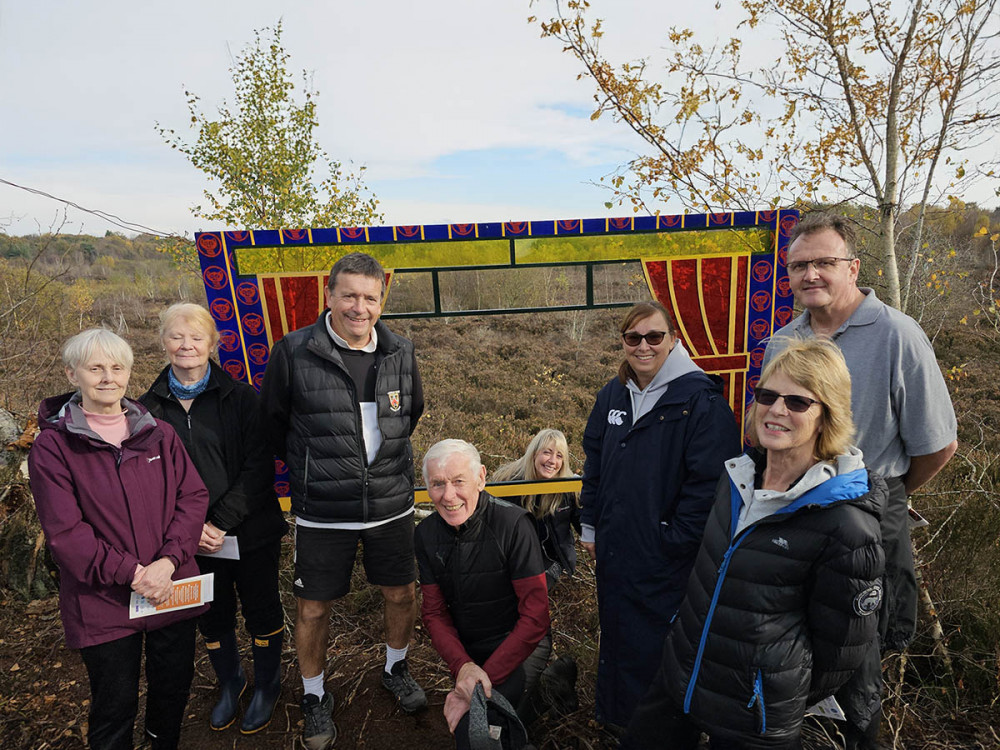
28,393,209,649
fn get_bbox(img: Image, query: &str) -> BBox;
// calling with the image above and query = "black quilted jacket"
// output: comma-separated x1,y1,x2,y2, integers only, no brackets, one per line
260,315,420,523
656,451,886,746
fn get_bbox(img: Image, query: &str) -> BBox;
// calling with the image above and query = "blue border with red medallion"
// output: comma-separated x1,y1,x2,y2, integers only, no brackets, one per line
746,210,797,402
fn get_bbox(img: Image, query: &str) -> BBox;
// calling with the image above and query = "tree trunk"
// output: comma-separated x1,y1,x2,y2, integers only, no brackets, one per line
880,206,902,310
0,483,60,601
1,410,59,601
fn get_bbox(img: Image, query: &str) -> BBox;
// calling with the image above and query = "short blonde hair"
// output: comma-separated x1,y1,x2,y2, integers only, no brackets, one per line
747,337,855,461
62,328,133,371
159,302,220,349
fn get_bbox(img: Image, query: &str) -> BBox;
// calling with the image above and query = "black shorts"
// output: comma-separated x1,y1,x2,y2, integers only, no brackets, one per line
293,513,416,601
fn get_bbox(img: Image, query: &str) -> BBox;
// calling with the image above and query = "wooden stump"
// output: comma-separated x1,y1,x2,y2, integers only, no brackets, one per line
1,410,58,601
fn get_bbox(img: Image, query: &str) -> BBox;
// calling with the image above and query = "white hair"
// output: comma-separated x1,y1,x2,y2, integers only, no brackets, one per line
422,439,482,479
62,328,134,371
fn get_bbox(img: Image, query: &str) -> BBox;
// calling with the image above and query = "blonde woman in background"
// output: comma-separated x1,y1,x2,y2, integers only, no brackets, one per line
492,429,580,589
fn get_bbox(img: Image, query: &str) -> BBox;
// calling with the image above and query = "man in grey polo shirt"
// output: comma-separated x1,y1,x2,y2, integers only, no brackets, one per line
763,212,957,750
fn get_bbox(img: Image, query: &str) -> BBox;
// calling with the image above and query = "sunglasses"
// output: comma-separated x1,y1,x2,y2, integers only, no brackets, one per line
622,330,668,347
753,387,821,413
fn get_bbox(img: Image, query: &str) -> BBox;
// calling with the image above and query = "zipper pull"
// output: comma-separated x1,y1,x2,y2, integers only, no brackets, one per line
747,670,763,708
748,669,766,734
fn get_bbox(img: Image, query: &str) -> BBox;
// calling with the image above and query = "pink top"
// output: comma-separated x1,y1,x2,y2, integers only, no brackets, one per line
82,407,130,447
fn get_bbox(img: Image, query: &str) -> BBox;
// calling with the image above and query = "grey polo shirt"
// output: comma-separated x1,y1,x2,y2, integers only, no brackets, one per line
762,288,957,479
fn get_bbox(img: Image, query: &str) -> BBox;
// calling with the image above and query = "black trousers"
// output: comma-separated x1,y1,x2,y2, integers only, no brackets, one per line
454,635,552,750
79,618,196,750
196,538,284,640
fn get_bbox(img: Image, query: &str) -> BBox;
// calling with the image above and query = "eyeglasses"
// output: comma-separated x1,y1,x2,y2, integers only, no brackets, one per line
622,330,668,347
753,387,822,413
786,256,855,275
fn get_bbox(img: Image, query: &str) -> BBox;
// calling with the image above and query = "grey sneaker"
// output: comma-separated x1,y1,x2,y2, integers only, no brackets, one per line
381,659,427,713
300,692,337,750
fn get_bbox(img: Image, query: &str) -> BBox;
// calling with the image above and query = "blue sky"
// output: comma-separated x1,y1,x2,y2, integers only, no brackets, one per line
1,1,995,239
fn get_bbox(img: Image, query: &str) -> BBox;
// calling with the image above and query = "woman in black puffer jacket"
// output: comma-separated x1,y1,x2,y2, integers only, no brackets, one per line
141,303,288,736
624,338,885,750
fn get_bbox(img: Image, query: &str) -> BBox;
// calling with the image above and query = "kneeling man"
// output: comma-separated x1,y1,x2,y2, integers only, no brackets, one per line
416,439,552,747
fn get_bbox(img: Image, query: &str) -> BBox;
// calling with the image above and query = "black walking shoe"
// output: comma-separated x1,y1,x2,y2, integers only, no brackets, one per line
300,692,336,750
381,659,427,713
539,655,579,715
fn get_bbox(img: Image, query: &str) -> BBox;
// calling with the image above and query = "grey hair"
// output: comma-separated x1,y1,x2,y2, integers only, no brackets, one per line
422,439,482,479
328,252,386,298
62,328,134,371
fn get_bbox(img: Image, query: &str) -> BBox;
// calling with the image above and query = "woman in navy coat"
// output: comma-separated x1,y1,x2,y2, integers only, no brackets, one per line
580,301,740,731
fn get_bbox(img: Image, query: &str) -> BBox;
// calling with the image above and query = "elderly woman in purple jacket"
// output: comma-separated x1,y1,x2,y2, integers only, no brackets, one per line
28,329,208,750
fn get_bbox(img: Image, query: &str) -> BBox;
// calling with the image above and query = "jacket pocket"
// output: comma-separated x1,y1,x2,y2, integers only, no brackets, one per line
746,668,767,734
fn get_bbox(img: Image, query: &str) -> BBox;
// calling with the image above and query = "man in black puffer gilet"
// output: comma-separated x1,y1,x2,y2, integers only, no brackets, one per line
261,253,426,749
264,316,417,523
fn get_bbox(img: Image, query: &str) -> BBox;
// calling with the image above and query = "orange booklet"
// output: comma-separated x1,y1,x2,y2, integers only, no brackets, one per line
129,574,214,619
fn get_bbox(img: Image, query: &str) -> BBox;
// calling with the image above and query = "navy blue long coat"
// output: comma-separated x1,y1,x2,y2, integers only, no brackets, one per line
581,371,739,727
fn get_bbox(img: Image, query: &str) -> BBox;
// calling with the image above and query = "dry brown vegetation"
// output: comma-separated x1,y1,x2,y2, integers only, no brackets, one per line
3,227,1000,748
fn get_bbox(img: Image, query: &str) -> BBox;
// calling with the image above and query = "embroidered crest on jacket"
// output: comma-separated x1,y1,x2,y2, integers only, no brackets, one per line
853,581,883,617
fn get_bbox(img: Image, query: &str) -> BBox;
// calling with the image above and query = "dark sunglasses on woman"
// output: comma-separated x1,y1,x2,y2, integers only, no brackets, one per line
753,387,821,413
622,330,667,347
